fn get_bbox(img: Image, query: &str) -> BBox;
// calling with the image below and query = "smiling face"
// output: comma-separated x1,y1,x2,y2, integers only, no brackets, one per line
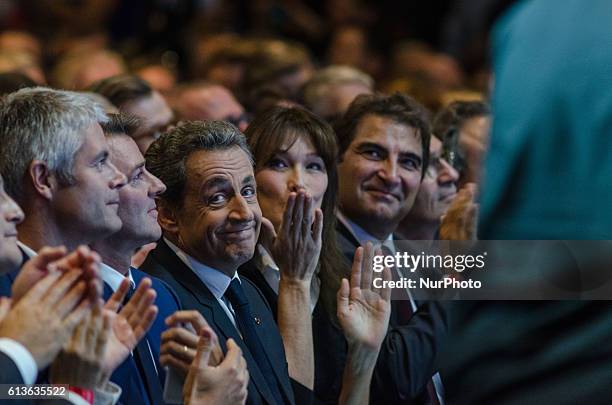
255,135,328,232
338,114,423,238
0,175,25,273
107,134,166,247
405,136,459,224
168,147,261,275
52,122,127,243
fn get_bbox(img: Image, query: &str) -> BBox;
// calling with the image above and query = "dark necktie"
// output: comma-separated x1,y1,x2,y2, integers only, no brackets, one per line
125,286,165,405
225,278,285,405
381,244,441,405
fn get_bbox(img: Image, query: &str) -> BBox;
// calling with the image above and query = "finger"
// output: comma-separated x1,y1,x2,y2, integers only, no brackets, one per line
350,247,363,289
104,278,130,313
96,310,111,359
280,192,296,239
302,194,313,240
259,217,278,249
33,246,68,272
161,340,197,363
292,192,305,241
62,298,93,332
312,208,324,246
194,328,215,370
160,354,191,373
361,242,374,289
381,266,392,302
40,269,82,306
54,280,87,317
161,327,200,350
121,278,152,320
336,278,350,316
165,310,209,334
222,338,243,369
127,288,156,326
132,306,158,341
85,304,102,351
0,297,12,321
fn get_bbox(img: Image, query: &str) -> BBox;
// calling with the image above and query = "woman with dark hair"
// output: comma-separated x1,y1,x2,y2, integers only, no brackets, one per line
241,106,391,404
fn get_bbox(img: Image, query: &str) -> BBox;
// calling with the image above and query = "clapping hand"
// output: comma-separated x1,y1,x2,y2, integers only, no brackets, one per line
183,329,249,405
100,277,158,377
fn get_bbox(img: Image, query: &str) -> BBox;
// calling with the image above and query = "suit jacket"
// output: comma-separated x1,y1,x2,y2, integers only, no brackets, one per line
103,267,181,405
0,352,24,384
336,220,449,404
140,239,295,405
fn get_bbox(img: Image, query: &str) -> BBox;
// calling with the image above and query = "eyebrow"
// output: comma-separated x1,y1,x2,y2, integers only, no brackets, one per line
242,175,255,185
93,150,109,162
203,176,230,190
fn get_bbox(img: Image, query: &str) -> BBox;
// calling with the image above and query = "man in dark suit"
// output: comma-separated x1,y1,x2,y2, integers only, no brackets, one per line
334,93,448,403
142,120,298,405
90,113,184,405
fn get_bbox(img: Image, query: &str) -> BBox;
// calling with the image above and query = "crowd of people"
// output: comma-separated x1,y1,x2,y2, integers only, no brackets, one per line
2,0,610,404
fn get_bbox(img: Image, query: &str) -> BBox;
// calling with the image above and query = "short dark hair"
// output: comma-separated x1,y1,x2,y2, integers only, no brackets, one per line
335,92,432,176
145,120,252,208
101,113,141,137
89,74,153,107
432,100,490,139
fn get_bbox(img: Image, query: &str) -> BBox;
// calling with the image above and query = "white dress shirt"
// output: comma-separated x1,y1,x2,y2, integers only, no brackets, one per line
164,238,240,329
100,262,135,291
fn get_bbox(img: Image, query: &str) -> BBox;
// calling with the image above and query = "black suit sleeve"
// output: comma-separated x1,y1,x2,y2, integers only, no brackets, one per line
0,352,25,384
370,301,449,402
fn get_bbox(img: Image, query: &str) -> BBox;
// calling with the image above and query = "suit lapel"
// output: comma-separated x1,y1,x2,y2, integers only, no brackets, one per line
150,240,278,405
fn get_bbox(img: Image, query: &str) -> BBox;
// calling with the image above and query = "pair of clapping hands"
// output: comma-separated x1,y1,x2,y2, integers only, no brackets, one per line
0,245,159,390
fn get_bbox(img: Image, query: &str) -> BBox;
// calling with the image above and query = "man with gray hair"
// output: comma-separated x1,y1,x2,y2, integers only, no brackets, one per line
141,120,297,405
0,87,126,252
303,65,374,122
0,87,160,402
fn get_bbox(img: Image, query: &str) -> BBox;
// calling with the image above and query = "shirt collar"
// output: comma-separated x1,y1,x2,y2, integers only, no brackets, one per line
164,237,239,300
16,241,37,259
100,262,135,291
337,211,394,246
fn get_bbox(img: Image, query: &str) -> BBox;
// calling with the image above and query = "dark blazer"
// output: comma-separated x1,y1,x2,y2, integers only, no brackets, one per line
140,239,295,405
336,220,449,404
103,267,181,405
0,352,25,384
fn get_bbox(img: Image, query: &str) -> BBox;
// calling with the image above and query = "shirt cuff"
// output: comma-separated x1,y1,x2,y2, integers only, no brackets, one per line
94,381,122,405
0,337,37,384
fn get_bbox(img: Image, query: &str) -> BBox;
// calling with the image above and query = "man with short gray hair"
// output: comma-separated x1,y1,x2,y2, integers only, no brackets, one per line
142,120,297,405
0,87,127,252
303,65,374,122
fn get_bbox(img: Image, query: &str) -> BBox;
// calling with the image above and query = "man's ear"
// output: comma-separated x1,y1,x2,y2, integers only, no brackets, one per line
28,160,57,201
157,200,180,235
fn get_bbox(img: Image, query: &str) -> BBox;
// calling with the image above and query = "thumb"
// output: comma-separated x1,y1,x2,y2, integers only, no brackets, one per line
32,246,67,271
222,338,242,368
336,278,350,315
259,217,277,250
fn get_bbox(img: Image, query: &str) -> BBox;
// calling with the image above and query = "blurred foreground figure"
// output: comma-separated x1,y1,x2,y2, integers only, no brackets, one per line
442,1,612,404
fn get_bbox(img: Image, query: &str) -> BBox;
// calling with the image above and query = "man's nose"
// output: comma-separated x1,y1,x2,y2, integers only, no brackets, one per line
378,159,401,187
228,194,255,222
438,158,459,185
147,171,167,197
108,162,127,189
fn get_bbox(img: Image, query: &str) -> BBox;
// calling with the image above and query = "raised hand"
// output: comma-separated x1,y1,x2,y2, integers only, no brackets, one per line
0,270,94,369
337,242,392,350
101,277,158,376
161,310,223,376
183,329,249,405
440,183,479,241
260,191,323,286
12,245,102,303
50,302,111,389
